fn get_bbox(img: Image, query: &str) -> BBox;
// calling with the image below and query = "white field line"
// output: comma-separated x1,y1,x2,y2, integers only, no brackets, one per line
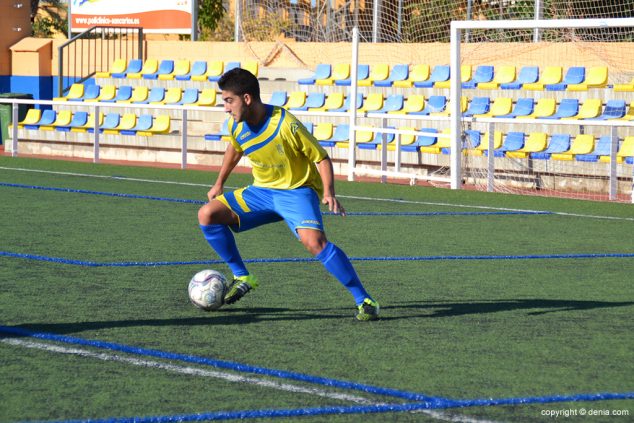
2,166,630,222
1,337,500,423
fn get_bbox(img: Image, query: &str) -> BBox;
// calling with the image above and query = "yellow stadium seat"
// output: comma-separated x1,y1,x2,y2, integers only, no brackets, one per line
567,66,608,91
16,109,41,129
392,94,425,114
310,92,344,112
613,77,634,92
105,113,136,135
394,64,430,88
506,132,548,159
313,122,334,141
336,127,375,148
471,131,503,155
118,86,149,104
159,60,190,81
53,83,84,101
196,89,216,106
127,59,158,79
524,98,556,119
242,60,259,77
359,93,383,113
473,97,513,118
137,115,171,136
316,63,349,85
385,127,416,151
160,87,182,105
435,65,471,89
195,61,222,82
285,91,307,109
478,66,516,90
40,110,72,131
86,84,116,102
568,98,602,120
617,136,634,161
96,58,126,78
72,112,104,133
620,101,634,121
551,134,595,160
358,63,389,87
523,66,563,90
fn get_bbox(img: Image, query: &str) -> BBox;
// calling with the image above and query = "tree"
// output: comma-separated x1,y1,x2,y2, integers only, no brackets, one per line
31,0,68,38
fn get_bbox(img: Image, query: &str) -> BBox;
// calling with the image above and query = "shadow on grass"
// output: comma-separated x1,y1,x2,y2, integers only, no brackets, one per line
6,299,634,334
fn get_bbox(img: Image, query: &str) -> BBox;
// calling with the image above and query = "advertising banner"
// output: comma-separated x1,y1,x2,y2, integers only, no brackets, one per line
70,0,193,34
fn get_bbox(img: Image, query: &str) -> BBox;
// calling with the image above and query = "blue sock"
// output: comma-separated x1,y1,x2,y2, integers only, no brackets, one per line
316,242,371,305
199,224,248,277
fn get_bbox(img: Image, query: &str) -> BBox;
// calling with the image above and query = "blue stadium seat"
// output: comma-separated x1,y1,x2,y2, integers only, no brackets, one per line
112,59,142,78
329,93,364,112
376,94,404,113
70,84,100,102
319,124,350,147
407,128,439,152
24,109,56,130
409,95,446,115
576,135,613,162
120,114,153,135
414,65,450,88
462,65,494,89
223,61,241,74
491,132,525,157
500,66,539,90
358,127,396,150
374,64,409,87
139,87,166,104
103,85,132,103
542,99,580,120
143,59,174,80
205,119,231,141
463,97,490,117
55,111,88,132
269,91,288,107
176,60,207,81
178,88,200,105
596,100,627,120
530,134,571,159
335,64,370,86
298,64,331,85
302,122,313,134
87,112,119,133
546,66,585,91
497,98,535,118
293,92,325,111
464,129,481,149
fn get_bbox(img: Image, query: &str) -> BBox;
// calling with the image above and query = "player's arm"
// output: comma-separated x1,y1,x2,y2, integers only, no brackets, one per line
317,156,346,216
208,144,243,201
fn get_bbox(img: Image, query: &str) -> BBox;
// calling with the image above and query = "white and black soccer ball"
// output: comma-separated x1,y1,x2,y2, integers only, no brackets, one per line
188,269,227,311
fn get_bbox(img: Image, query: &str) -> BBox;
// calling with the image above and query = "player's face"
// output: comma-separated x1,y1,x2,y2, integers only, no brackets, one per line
221,90,250,123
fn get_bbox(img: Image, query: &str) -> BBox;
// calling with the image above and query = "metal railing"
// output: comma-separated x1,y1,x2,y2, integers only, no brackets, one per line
58,26,144,97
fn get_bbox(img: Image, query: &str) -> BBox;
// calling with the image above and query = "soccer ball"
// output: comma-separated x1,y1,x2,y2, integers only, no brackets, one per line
188,269,227,311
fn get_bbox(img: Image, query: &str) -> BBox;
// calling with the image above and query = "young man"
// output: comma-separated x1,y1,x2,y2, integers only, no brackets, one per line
197,68,379,321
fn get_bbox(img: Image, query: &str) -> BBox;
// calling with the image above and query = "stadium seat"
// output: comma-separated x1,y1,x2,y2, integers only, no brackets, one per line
160,60,190,81
243,60,259,77
358,128,396,150
358,63,389,87
567,66,608,90
329,93,364,112
178,88,200,105
410,95,446,115
96,58,126,78
144,59,174,80
312,122,334,142
551,134,595,160
72,111,103,133
497,97,535,118
374,64,409,87
478,65,516,90
53,83,84,101
196,89,217,107
487,132,524,157
334,64,369,86
394,64,430,88
569,98,602,120
285,91,307,109
319,123,350,147
524,98,556,119
392,94,425,114
531,134,571,159
462,65,494,89
359,92,384,113
111,59,142,79
87,84,116,102
78,84,101,102
473,97,513,118
107,85,133,103
41,110,72,131
620,101,634,120
224,61,241,73
145,87,166,105
177,60,207,81
414,64,450,88
311,92,344,112
385,127,417,151
546,66,585,91
523,66,563,90
375,94,404,113
161,87,183,105
576,135,613,162
542,98,579,120
24,109,55,130
616,136,634,164
316,63,349,85
415,129,442,153
292,92,325,111
613,77,634,92
56,111,88,132
127,59,158,79
120,114,153,135
500,65,539,90
436,65,471,89
91,113,119,133
124,86,150,104
430,96,467,117
298,64,331,85
137,115,171,136
506,132,547,159
463,130,481,149
463,96,490,117
595,99,627,120
204,61,224,82
15,108,41,129
268,91,288,107
103,113,135,135
335,126,374,148
205,119,231,141
472,131,503,156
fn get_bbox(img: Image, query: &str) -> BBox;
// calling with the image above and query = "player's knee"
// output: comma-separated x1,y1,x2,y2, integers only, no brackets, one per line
197,204,213,225
301,234,328,256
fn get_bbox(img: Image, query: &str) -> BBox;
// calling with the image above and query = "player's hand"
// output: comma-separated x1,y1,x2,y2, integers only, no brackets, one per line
322,195,346,217
207,184,223,202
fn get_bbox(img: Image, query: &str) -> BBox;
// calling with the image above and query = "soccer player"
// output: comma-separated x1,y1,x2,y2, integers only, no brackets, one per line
197,68,379,321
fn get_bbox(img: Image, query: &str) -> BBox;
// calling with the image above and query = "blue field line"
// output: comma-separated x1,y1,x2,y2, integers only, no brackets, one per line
0,182,554,217
2,250,634,268
3,327,633,423
0,325,443,404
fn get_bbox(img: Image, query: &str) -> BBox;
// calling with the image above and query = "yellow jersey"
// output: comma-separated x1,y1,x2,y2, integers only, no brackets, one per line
227,105,328,196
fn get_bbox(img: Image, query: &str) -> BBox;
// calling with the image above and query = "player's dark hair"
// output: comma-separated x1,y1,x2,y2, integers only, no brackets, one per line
218,68,261,102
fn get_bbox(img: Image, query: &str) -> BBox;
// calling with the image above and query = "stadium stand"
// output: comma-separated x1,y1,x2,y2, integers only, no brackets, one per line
478,65,516,90
312,92,344,112
473,97,513,118
576,135,612,162
462,65,494,89
335,64,370,86
127,59,158,79
542,98,579,120
414,64,450,88
567,66,608,90
497,97,535,118
358,63,389,87
570,98,602,120
551,134,595,160
316,63,349,85
435,65,470,89
298,64,331,85
500,65,539,90
595,99,627,120
523,66,563,90
524,98,556,119
394,64,430,88
95,58,127,78
374,64,409,87
545,66,585,91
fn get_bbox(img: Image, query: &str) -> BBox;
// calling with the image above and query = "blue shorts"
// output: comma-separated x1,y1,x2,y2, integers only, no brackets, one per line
217,186,324,236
